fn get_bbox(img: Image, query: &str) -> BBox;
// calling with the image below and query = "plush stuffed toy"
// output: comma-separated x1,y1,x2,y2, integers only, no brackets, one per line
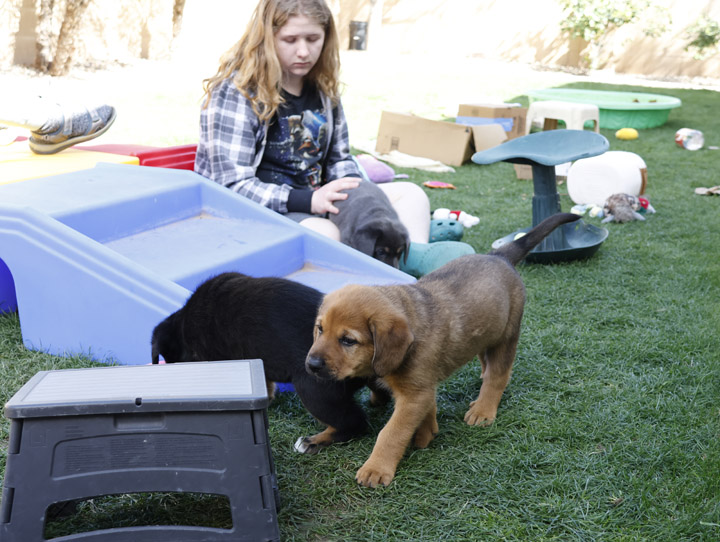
601,193,655,223
432,208,480,228
355,154,407,183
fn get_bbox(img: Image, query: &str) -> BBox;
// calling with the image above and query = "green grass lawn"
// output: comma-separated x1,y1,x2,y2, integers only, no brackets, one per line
1,81,719,541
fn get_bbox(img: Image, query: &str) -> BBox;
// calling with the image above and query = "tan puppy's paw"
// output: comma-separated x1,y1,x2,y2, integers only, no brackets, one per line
413,417,439,448
464,400,497,426
356,460,396,488
413,427,436,448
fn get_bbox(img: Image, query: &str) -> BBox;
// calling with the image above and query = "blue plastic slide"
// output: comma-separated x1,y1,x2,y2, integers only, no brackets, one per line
0,163,413,365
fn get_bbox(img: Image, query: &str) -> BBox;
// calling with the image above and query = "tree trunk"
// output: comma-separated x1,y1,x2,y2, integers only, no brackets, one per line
367,0,384,51
34,0,55,72
49,0,92,76
173,0,187,39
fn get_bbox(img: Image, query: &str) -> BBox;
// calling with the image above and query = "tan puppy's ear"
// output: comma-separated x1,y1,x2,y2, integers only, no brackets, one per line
369,313,414,376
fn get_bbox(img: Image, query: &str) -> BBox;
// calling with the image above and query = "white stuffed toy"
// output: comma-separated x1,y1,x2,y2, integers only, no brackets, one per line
432,208,480,228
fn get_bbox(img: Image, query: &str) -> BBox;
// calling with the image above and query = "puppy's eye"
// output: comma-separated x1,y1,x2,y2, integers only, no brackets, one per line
316,324,323,335
339,336,357,347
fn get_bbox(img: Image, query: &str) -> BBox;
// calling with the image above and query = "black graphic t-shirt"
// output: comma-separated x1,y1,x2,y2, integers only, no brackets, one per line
256,84,328,202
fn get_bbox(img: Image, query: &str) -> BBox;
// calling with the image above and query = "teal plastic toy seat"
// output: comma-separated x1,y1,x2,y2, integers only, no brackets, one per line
472,129,610,263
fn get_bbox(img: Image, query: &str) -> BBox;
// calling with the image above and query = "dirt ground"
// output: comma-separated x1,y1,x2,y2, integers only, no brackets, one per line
3,48,719,148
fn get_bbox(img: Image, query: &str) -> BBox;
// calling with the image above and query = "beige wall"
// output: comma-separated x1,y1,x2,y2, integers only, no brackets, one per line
345,0,720,79
2,0,718,79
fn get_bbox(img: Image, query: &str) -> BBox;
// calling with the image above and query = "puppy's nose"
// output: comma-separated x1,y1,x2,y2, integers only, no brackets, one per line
306,355,325,374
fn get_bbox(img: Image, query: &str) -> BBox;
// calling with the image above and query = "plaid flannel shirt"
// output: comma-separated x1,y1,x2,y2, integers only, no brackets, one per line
194,77,360,214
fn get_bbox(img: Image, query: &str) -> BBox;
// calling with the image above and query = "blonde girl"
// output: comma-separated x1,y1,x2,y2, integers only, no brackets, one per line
194,0,430,244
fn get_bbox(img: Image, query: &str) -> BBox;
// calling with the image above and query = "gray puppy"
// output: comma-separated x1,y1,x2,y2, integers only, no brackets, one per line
329,180,410,268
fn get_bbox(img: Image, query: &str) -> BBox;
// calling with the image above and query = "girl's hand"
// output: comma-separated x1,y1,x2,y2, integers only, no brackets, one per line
311,178,360,215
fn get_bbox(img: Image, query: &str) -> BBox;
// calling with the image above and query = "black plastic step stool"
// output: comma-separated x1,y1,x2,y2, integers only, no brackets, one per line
0,360,280,541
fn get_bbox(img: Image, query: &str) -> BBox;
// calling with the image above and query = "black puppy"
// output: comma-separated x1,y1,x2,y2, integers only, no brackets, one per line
151,272,386,453
329,180,410,268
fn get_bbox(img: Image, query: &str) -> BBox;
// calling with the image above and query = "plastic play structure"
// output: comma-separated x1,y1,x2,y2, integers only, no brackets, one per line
567,150,648,206
0,162,413,366
0,139,140,184
527,88,682,130
472,129,610,263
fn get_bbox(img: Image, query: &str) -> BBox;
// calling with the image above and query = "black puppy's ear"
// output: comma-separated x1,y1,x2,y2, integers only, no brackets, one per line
350,223,380,258
150,312,186,364
151,342,160,364
369,309,413,377
150,323,163,364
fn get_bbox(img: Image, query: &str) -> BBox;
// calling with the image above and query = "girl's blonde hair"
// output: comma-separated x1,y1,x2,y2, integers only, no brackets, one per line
202,0,341,122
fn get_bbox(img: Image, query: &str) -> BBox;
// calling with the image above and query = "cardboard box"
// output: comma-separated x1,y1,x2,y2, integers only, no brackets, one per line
456,103,527,140
513,162,570,181
462,122,507,153
375,111,473,166
514,164,533,180
375,112,507,167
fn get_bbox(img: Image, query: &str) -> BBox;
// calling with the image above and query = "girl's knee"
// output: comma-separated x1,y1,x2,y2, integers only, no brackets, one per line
299,217,341,241
379,181,429,207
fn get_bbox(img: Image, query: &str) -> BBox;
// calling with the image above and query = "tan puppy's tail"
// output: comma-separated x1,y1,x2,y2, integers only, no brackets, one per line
489,212,580,266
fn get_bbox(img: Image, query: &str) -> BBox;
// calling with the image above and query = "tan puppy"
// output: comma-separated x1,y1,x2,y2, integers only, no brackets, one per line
305,213,580,487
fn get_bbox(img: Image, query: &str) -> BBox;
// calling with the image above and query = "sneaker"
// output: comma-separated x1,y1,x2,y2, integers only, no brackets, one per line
0,126,16,146
28,104,117,155
399,241,475,278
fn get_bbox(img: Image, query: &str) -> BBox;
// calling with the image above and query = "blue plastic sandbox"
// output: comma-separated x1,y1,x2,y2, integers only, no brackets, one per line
0,163,414,365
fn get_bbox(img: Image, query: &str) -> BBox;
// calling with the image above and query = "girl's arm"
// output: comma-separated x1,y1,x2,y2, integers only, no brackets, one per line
195,79,293,213
324,99,362,182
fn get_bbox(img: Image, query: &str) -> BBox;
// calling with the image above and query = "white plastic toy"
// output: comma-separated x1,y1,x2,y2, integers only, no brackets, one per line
567,151,647,206
432,208,480,228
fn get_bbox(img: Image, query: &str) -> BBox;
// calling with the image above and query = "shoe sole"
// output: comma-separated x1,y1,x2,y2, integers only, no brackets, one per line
28,109,117,155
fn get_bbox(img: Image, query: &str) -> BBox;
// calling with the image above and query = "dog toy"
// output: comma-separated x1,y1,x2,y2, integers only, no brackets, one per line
354,154,408,183
432,208,480,228
695,185,720,196
430,219,464,242
637,197,654,214
423,180,456,189
570,203,604,218
399,240,475,278
615,128,639,140
601,193,656,223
